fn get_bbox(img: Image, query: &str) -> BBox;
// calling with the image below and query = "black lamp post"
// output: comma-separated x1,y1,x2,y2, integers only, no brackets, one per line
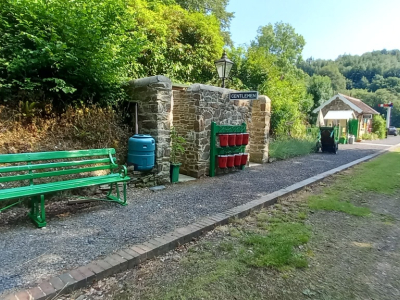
214,50,234,88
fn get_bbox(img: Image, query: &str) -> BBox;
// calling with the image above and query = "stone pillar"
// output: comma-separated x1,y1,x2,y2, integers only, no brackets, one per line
126,75,172,184
249,95,271,163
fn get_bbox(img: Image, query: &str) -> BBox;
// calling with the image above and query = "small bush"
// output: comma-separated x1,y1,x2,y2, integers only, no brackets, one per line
269,137,316,160
305,126,320,139
361,132,379,140
372,115,386,139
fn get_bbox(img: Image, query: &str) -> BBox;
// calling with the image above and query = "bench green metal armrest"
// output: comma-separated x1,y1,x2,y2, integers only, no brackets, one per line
0,148,130,228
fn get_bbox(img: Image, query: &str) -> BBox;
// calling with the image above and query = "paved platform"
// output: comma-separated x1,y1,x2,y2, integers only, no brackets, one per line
178,174,196,183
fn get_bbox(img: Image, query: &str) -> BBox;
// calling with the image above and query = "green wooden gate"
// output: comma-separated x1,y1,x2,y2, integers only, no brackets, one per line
348,119,359,139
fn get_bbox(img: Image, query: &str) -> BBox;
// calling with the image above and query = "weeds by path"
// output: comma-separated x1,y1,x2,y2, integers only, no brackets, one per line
269,138,316,160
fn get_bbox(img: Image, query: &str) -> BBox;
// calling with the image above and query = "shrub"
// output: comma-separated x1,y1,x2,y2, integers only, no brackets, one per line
306,126,320,139
0,0,142,107
372,114,386,139
361,132,379,140
269,137,316,160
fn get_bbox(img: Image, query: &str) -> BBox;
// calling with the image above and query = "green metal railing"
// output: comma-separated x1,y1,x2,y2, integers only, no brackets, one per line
209,122,247,177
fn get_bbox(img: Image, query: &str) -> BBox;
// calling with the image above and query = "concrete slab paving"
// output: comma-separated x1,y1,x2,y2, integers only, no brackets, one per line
178,174,196,182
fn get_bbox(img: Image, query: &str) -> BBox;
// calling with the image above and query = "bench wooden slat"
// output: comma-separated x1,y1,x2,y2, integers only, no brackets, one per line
0,174,128,200
0,148,116,163
0,164,117,183
0,148,129,228
0,158,114,173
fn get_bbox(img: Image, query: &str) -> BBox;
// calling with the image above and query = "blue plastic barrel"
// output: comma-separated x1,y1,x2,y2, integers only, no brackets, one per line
127,134,155,171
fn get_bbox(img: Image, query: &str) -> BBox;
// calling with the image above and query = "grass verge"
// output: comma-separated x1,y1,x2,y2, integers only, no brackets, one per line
307,148,400,215
269,137,316,160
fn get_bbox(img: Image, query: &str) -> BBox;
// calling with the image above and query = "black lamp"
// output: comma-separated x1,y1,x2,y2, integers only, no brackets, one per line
214,50,234,88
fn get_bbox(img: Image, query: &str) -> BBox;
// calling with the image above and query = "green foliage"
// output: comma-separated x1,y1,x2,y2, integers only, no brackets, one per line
361,132,379,140
134,0,224,84
0,0,142,106
174,0,234,45
261,67,312,137
269,137,316,160
231,23,312,137
252,22,305,71
307,75,333,109
0,0,226,109
317,64,347,92
372,114,386,139
170,126,186,164
17,101,37,120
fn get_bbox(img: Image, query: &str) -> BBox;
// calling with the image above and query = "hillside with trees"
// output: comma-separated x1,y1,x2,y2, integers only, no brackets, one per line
298,50,400,126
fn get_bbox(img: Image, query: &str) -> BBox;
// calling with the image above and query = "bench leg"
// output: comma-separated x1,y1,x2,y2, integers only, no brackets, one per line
106,182,127,206
28,195,47,228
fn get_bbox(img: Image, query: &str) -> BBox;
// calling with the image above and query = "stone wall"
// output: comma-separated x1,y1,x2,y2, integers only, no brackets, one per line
248,96,271,163
126,75,271,182
125,75,172,184
321,98,353,116
173,84,253,178
171,88,197,176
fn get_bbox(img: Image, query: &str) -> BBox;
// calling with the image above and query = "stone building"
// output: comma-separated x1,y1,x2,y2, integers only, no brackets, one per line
313,93,379,138
126,75,271,183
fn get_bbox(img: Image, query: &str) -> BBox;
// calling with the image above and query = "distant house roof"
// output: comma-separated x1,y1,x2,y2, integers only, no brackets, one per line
312,93,379,115
338,93,379,115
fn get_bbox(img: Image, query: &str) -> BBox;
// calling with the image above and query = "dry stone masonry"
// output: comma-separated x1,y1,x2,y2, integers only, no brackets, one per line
126,76,271,182
126,76,172,184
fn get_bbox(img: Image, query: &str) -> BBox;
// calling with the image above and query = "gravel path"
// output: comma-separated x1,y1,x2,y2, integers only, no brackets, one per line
1,136,399,295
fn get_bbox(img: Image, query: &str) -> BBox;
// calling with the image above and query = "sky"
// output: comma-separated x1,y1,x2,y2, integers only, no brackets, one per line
227,0,400,60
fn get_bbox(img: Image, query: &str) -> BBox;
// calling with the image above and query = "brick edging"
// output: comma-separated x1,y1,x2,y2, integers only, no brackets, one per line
4,143,399,300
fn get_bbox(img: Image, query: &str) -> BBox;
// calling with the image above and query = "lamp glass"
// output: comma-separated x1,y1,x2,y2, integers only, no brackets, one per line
215,61,225,78
214,51,234,79
224,61,233,78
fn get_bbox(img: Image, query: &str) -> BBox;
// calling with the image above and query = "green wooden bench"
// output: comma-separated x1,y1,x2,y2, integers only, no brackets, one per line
0,148,130,228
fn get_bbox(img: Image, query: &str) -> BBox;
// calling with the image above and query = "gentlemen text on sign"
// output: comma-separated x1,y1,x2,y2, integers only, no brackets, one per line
229,91,259,100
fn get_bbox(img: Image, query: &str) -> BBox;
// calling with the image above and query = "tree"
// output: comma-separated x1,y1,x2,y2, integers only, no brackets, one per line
372,114,386,139
173,0,234,45
261,66,312,137
251,22,305,72
355,76,369,89
0,0,227,107
369,74,386,92
231,22,312,136
0,0,142,107
307,75,333,108
317,64,346,92
384,77,400,93
133,0,224,84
